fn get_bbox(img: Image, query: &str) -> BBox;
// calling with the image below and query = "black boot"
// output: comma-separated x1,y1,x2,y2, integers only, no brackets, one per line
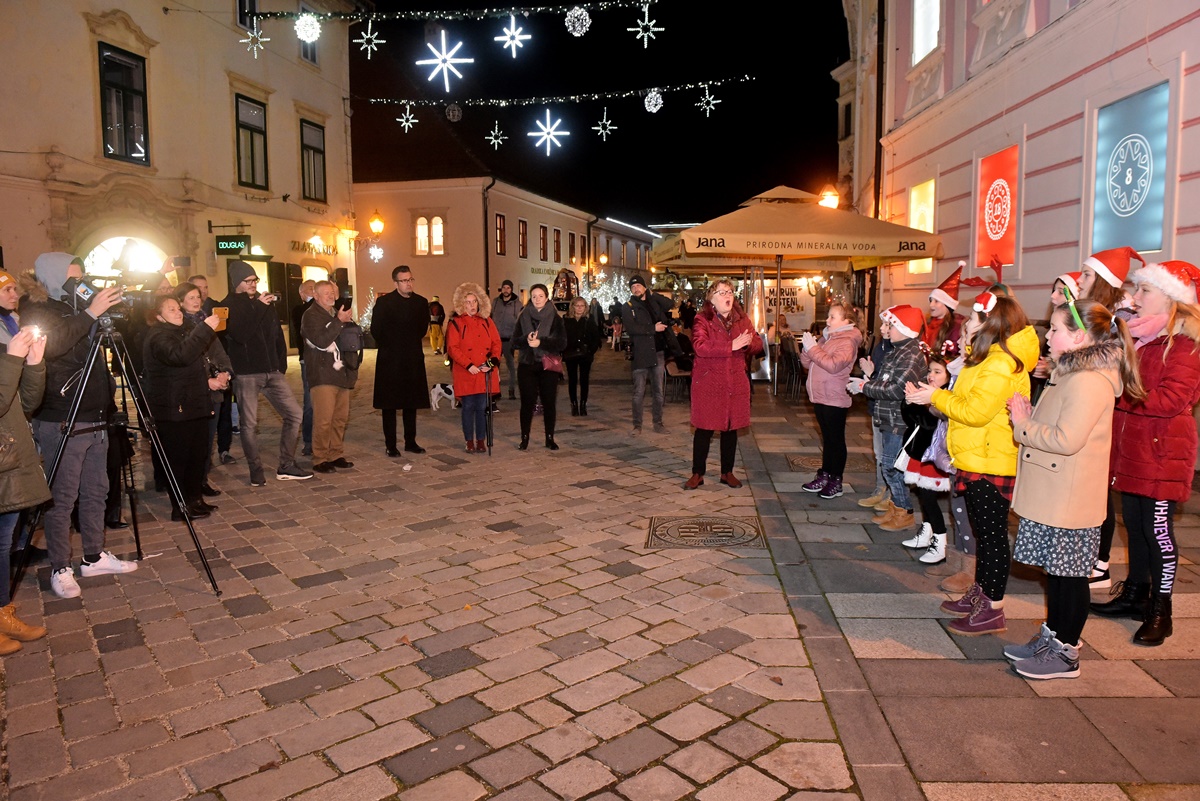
1133,595,1172,646
580,402,587,416
571,402,579,416
545,435,559,451
518,434,529,451
1090,580,1151,619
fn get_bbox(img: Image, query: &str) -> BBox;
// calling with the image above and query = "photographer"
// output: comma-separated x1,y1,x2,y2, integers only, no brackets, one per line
143,296,221,520
301,281,357,472
0,327,52,652
177,282,232,497
446,282,502,453
18,253,138,599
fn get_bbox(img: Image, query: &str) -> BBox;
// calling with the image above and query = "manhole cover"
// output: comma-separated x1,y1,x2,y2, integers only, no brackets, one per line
788,454,876,472
647,516,766,549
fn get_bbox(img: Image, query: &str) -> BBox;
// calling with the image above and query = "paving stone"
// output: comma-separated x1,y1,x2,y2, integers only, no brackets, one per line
575,703,645,739
220,754,337,801
291,766,399,801
616,765,696,801
679,653,760,692
185,740,283,790
748,702,836,740
226,703,318,745
477,671,564,711
275,710,375,758
1073,698,1200,783
259,666,349,706
9,761,124,801
620,677,702,718
653,702,731,740
733,639,810,667
589,725,677,774
552,671,642,712
665,639,722,664
7,729,72,786
920,784,1132,801
1134,660,1200,698
697,626,756,652
537,756,617,800
384,731,490,785
696,766,789,801
325,720,431,772
68,722,172,766
736,668,822,701
1025,660,1173,698
619,653,687,684
858,659,1032,698
521,698,575,727
839,619,965,660
544,631,605,659
397,770,488,801
477,647,559,682
468,744,551,788
711,721,779,758
525,722,599,763
491,783,559,801
753,742,853,790
414,696,493,736
470,711,543,749
700,685,769,717
61,698,121,741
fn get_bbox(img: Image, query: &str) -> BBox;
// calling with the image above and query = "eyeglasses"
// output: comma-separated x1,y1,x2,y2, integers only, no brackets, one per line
713,289,734,297
395,278,414,284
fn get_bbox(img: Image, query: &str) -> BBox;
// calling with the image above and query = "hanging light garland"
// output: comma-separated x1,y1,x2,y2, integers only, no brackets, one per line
249,1,655,24
366,74,755,108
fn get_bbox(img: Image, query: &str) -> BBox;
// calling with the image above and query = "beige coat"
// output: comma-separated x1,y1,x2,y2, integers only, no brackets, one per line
1011,341,1123,530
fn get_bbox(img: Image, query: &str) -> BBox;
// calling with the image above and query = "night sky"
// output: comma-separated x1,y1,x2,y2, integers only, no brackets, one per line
349,1,851,226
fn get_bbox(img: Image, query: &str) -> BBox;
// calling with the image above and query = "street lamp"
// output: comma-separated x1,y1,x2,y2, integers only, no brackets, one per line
368,210,385,236
818,184,840,209
352,210,386,262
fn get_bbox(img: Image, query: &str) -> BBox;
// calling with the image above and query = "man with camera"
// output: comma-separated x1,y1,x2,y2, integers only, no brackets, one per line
291,279,317,457
19,253,138,599
302,281,357,473
220,261,310,486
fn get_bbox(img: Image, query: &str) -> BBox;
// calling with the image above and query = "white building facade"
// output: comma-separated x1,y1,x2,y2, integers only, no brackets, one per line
838,0,1200,316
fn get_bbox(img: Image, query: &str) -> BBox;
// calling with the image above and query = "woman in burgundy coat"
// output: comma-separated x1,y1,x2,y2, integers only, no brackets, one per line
685,280,764,489
1093,260,1200,646
446,282,502,454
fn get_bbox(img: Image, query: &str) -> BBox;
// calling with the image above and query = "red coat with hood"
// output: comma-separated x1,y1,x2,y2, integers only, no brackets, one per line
446,283,502,397
690,301,764,431
1110,332,1200,502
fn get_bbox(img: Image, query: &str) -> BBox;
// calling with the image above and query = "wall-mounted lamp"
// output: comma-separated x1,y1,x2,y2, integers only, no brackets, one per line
818,184,840,209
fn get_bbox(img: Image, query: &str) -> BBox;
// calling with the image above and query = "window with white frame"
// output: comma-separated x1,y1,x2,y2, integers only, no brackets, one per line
413,216,445,256
431,216,444,255
236,0,257,30
912,0,939,65
299,4,318,65
300,120,325,202
415,217,430,255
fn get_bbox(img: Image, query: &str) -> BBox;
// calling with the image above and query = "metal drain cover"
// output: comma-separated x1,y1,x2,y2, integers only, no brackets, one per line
647,516,766,549
788,454,875,472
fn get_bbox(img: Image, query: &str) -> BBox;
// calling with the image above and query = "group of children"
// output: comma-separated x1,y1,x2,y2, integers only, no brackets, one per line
800,249,1200,679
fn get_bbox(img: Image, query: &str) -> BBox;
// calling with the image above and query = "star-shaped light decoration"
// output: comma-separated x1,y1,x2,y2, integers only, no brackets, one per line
416,29,474,93
396,105,418,132
239,18,271,59
592,108,618,142
486,122,508,150
696,86,722,117
352,20,386,59
528,110,570,156
495,14,531,58
368,245,384,263
627,4,664,49
294,13,321,43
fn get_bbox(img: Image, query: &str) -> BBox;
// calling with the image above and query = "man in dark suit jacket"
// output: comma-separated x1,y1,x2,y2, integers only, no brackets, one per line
370,265,430,457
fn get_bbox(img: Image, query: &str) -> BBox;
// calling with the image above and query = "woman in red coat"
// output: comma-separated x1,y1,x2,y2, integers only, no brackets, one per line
1093,260,1200,646
446,282,502,454
685,280,764,489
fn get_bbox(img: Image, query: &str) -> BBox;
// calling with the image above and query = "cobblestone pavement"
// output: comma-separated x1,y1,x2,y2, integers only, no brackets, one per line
1,347,1196,801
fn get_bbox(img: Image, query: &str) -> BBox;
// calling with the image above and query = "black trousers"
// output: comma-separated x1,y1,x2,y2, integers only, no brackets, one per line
1046,574,1090,646
381,408,419,450
913,486,947,534
1123,493,1178,597
813,404,848,478
518,364,559,438
965,478,1012,600
217,386,234,453
566,355,593,406
693,429,737,476
158,417,210,506
1097,491,1116,563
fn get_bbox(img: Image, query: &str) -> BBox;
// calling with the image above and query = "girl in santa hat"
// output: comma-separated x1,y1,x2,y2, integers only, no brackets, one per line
906,293,1040,636
923,267,965,357
1091,260,1200,646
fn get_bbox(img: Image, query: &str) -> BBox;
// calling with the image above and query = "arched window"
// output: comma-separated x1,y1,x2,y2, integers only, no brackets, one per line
431,216,444,255
415,216,430,255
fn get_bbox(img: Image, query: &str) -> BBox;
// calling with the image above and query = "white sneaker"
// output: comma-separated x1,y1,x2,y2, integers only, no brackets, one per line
902,522,934,549
50,567,81,598
918,532,947,565
79,551,139,577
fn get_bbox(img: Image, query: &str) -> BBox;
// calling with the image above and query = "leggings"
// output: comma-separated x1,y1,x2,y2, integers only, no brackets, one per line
1046,574,1090,646
693,429,738,476
966,478,1012,600
813,404,848,478
1122,493,1178,597
913,487,947,534
1097,492,1116,563
566,355,593,406
518,363,559,438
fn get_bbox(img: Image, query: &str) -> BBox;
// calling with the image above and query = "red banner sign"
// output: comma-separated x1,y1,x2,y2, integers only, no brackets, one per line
977,145,1019,269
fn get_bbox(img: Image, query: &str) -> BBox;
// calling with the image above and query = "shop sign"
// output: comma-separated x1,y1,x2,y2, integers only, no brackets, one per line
1092,81,1168,253
291,240,338,256
215,235,250,253
977,145,1018,269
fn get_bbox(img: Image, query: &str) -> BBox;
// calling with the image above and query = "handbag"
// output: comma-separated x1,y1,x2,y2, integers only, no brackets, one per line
541,353,564,373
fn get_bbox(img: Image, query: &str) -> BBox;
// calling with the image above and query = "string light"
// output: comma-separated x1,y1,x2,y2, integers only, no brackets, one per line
696,86,721,117
250,2,655,23
396,105,418,131
486,122,508,149
368,74,755,108
239,19,270,58
564,7,592,36
592,108,617,141
527,109,570,155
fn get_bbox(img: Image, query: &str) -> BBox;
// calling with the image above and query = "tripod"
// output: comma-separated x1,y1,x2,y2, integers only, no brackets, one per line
12,315,221,597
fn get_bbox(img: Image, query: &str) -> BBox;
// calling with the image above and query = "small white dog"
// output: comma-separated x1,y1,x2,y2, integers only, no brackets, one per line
430,383,456,411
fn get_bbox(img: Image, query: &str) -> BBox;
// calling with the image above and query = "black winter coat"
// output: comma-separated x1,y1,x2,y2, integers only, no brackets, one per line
220,292,287,375
621,292,678,370
563,317,601,360
370,290,430,409
143,321,217,422
19,297,114,423
900,401,940,460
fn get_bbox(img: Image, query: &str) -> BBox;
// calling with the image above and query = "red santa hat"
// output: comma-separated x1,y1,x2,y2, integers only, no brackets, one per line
1083,246,1145,289
928,265,962,310
1056,272,1083,300
973,291,998,316
1131,260,1200,306
881,304,925,339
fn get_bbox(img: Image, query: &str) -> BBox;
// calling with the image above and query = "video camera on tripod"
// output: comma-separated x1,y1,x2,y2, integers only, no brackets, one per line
61,272,161,322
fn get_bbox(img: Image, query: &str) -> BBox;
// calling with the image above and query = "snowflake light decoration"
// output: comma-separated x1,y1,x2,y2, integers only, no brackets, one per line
352,20,385,59
239,19,271,59
396,105,418,132
592,108,618,141
627,4,664,49
564,7,591,37
416,29,474,93
486,122,508,150
295,13,321,43
644,90,663,113
696,86,721,117
368,245,384,263
527,110,570,156
495,14,532,58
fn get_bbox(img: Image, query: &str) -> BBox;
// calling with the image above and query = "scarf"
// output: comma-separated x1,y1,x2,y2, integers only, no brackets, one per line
0,308,18,337
1126,313,1169,350
822,323,856,339
518,301,557,359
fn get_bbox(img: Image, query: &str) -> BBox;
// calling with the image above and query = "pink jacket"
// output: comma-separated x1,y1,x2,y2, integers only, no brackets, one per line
801,325,863,408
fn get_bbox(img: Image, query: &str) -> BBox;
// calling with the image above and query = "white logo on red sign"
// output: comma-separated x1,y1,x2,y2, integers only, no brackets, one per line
984,179,1011,241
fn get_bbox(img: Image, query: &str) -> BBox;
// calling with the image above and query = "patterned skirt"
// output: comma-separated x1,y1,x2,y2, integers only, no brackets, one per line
1013,518,1100,577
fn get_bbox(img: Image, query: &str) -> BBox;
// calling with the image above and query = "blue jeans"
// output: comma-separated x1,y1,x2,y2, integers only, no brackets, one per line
300,361,313,446
0,512,18,606
234,372,302,478
879,428,912,511
631,351,665,428
460,393,488,441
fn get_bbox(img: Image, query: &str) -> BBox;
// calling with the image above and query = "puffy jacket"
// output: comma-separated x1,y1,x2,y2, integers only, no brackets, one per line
142,320,217,422
690,304,763,431
801,324,862,408
447,315,502,396
1013,341,1123,529
1110,333,1200,502
0,355,52,515
930,325,1039,476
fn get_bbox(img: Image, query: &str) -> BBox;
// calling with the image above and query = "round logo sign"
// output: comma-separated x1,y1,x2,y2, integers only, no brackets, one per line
984,179,1011,241
1106,133,1152,218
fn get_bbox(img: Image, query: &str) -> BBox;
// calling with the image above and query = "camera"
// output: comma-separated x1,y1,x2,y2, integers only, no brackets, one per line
62,272,161,321
478,356,498,370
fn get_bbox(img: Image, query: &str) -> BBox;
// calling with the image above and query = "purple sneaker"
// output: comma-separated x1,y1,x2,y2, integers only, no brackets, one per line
948,592,1007,636
802,471,830,493
940,583,982,617
818,478,844,499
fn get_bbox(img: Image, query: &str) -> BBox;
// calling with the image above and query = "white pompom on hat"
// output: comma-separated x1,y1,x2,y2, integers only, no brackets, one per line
1083,246,1145,289
1131,260,1200,306
881,304,925,339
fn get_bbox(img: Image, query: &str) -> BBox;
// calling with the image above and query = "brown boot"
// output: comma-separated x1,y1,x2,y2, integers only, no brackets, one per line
879,506,916,531
0,633,19,655
0,604,47,642
940,553,976,594
925,545,959,578
871,501,897,524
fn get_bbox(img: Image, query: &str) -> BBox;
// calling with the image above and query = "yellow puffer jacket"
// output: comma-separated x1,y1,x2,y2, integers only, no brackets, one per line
930,325,1040,476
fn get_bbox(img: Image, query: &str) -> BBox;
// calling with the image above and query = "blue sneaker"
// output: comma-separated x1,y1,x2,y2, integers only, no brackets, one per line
1003,622,1056,662
1013,637,1080,680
